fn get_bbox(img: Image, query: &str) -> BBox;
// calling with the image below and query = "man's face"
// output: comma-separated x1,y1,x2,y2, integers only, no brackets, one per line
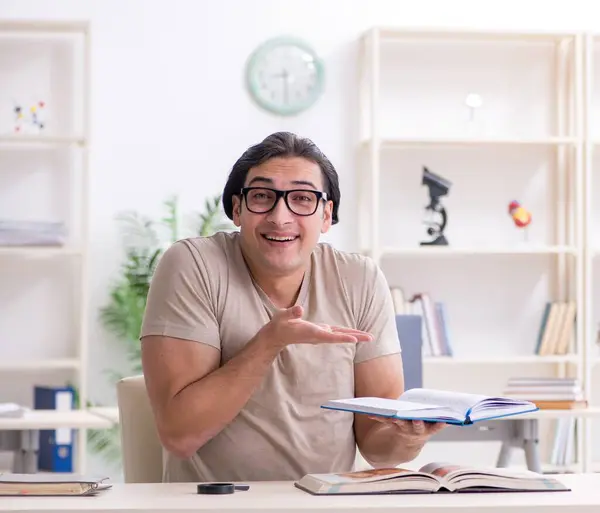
232,156,333,276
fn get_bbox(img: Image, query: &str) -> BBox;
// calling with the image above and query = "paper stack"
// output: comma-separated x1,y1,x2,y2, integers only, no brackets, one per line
0,220,67,246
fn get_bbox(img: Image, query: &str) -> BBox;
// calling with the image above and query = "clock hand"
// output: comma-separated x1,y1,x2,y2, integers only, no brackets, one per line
282,69,290,105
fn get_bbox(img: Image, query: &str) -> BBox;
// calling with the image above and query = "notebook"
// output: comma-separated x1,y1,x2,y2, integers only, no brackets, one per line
321,388,538,425
0,473,111,496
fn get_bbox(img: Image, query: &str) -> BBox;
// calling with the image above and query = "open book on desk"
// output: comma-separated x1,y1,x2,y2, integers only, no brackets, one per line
295,462,569,495
0,473,111,496
321,388,538,425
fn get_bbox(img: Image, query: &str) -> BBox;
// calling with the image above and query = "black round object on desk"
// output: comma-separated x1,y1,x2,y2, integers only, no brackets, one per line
197,483,235,494
197,483,249,495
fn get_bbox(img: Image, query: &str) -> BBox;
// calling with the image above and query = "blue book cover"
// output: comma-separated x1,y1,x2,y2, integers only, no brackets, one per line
34,385,75,472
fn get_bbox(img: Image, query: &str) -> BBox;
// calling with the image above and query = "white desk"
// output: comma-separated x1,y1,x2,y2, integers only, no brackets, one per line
0,411,114,431
88,407,119,424
0,475,598,513
0,410,114,473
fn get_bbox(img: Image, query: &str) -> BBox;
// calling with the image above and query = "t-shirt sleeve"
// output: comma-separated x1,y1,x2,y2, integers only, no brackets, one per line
139,239,220,350
354,257,401,364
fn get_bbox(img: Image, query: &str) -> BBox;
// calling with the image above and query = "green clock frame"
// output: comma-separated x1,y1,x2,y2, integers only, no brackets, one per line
245,36,326,116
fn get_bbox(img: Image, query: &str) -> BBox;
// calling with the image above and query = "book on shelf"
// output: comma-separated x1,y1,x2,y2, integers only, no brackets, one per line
389,287,453,357
321,388,537,425
294,463,569,495
503,377,586,410
551,418,576,468
0,473,111,496
535,300,576,356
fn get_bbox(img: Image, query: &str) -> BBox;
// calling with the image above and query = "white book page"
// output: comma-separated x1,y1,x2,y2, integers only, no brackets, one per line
326,396,466,421
469,404,536,422
400,388,489,415
329,396,440,413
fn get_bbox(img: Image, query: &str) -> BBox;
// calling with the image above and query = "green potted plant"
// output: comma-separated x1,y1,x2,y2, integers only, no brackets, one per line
85,194,234,465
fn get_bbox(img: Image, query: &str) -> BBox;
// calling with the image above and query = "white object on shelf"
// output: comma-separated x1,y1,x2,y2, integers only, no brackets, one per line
0,403,28,418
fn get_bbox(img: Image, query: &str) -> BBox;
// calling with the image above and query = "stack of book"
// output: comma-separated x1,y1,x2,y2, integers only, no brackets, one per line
503,377,586,410
0,219,66,246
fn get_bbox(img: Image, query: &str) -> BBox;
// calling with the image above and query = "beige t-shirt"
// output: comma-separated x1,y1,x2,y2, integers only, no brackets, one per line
140,231,401,483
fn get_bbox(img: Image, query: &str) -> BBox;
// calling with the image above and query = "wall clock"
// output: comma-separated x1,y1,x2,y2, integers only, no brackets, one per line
245,36,325,116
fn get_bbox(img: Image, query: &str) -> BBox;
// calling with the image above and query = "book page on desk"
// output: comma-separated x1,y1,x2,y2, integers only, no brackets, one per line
294,467,442,495
417,462,569,492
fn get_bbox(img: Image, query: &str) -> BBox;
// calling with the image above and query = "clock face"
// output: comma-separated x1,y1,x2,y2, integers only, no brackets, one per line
246,36,325,116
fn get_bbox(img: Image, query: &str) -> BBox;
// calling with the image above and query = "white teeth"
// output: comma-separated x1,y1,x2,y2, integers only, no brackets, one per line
265,235,296,241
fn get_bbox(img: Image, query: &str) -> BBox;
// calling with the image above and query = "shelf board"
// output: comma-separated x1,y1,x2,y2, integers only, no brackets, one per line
0,358,80,371
370,26,577,43
0,20,89,33
0,135,86,149
424,355,578,365
361,136,577,149
380,246,577,257
0,246,81,258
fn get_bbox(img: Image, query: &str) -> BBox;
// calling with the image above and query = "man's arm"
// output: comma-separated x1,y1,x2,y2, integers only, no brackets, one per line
140,239,284,459
141,330,283,459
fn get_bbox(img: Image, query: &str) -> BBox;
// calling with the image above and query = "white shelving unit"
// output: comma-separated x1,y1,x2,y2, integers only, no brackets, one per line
357,27,593,471
0,20,90,472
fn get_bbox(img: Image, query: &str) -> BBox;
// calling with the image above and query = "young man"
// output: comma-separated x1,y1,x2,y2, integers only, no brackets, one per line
140,132,444,483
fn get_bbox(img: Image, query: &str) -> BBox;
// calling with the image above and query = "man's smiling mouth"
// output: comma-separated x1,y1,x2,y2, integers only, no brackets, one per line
261,234,299,243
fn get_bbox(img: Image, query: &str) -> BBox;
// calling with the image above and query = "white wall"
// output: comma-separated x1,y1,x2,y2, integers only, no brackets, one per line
2,0,600,478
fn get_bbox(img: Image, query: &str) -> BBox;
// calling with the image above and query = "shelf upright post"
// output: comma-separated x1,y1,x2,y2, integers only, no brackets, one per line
581,31,594,475
369,28,381,265
74,20,92,475
571,31,588,471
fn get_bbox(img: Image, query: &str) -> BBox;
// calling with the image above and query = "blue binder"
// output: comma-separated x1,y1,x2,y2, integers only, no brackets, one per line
34,385,75,472
395,314,423,390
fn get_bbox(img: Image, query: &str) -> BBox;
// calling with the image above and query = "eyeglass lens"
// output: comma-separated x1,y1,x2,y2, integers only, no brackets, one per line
246,188,319,215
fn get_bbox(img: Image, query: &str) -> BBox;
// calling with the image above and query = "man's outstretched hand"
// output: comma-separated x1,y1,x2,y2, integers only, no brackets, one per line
366,415,447,462
264,305,374,348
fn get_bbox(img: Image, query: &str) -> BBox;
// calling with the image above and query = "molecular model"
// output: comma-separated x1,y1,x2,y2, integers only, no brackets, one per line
14,101,46,134
508,200,532,241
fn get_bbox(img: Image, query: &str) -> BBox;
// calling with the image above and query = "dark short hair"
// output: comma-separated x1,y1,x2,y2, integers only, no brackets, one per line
222,131,341,225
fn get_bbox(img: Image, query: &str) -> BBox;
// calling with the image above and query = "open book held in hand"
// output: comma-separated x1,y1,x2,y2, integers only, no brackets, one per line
321,388,538,425
294,462,569,495
0,473,111,496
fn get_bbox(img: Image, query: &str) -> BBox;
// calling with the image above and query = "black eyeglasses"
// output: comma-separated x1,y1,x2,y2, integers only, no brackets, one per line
240,187,328,216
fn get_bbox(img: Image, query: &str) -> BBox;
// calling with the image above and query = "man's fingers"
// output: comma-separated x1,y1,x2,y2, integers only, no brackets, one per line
412,420,425,435
278,305,303,319
428,422,447,434
320,331,358,343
